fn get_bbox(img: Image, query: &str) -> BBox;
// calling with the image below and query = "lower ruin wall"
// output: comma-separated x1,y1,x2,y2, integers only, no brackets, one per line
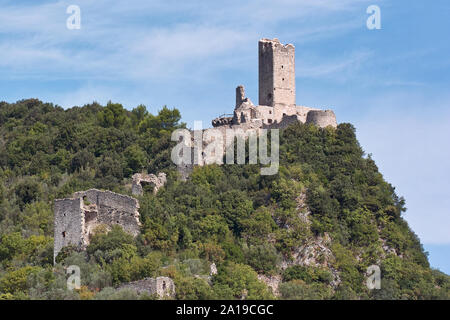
54,189,140,262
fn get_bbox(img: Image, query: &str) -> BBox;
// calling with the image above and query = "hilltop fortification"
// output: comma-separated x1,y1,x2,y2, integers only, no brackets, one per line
212,38,337,131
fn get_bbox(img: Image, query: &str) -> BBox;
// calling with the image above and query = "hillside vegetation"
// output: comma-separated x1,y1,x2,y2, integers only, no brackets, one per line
0,99,448,300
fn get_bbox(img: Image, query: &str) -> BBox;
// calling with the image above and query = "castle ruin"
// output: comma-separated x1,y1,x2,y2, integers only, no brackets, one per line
117,276,175,299
53,189,140,262
211,38,337,130
131,172,167,196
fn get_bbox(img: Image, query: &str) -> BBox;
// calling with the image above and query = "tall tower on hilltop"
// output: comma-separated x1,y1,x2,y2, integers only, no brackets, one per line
258,38,296,107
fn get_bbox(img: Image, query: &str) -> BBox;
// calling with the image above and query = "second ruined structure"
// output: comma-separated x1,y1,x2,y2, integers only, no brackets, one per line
53,189,140,262
131,172,167,196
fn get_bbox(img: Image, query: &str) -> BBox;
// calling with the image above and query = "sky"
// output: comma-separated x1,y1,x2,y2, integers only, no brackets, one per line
0,0,449,273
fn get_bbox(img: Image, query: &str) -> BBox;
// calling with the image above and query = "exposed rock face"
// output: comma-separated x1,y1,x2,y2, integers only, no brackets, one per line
118,277,175,299
210,263,218,276
54,189,140,263
257,274,282,297
278,192,341,287
131,172,167,196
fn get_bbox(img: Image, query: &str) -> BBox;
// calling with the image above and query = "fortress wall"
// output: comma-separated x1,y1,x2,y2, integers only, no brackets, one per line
96,204,140,236
54,190,141,262
295,106,320,123
305,110,337,128
255,105,274,124
259,40,274,106
74,189,139,214
272,104,298,123
272,42,295,106
117,276,175,298
97,190,139,214
259,38,295,107
54,198,83,262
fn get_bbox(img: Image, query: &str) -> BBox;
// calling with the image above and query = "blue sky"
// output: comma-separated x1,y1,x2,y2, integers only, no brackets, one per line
0,0,449,273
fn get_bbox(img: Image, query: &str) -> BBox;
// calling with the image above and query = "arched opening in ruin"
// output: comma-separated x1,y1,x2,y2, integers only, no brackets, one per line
162,281,166,290
82,196,90,205
62,231,66,238
141,181,155,194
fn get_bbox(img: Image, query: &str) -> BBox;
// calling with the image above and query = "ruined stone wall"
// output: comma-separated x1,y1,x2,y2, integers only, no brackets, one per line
305,110,337,128
54,189,140,262
54,198,83,262
259,39,274,106
235,85,245,108
131,172,167,196
74,189,140,237
117,277,175,298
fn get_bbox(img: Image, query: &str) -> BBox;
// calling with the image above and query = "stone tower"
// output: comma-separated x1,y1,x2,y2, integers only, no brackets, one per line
258,38,296,107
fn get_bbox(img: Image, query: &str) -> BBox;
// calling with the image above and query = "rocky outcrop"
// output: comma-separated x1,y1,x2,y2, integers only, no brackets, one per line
257,274,282,297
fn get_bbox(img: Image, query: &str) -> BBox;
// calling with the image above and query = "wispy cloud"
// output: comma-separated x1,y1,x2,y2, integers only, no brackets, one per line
0,0,373,84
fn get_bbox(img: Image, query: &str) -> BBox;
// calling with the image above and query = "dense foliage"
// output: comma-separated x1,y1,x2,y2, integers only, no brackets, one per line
0,99,448,300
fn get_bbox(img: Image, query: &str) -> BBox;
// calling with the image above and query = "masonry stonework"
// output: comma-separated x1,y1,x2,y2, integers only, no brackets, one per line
54,189,140,262
259,38,296,107
118,276,175,298
131,172,167,196
212,38,337,131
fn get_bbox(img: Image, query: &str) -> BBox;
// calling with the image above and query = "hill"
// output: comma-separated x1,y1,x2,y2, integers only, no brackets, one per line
0,99,448,300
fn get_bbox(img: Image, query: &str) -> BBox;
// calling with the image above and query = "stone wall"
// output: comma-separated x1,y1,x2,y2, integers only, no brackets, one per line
305,110,337,128
259,38,296,107
192,37,338,178
54,189,140,262
54,198,83,263
117,277,175,298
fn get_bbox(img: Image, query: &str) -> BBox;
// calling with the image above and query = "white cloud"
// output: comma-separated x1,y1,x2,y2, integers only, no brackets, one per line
0,0,373,83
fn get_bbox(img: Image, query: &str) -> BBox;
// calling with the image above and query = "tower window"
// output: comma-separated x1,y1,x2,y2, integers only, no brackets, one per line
62,231,66,238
